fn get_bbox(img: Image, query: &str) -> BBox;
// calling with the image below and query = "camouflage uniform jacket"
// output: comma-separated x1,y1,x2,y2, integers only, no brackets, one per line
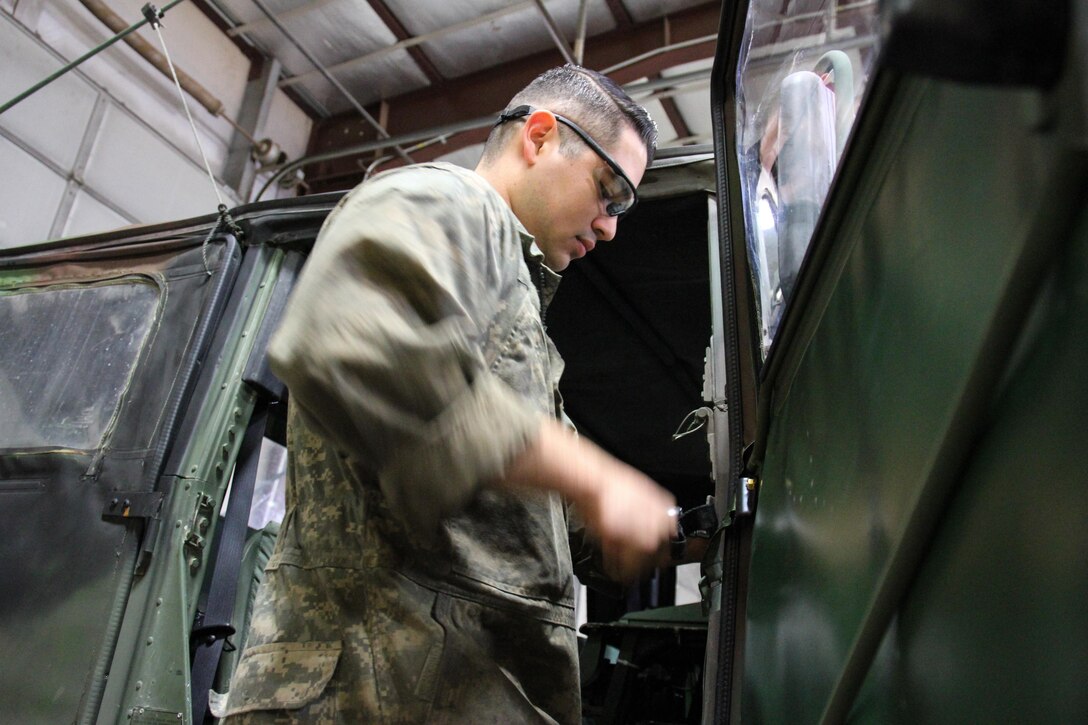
212,163,588,723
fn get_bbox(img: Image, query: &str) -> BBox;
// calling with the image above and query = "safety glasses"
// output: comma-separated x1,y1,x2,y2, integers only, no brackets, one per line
495,104,638,217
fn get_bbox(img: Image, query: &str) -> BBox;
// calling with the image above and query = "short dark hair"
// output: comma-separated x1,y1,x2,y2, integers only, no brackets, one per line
481,65,657,167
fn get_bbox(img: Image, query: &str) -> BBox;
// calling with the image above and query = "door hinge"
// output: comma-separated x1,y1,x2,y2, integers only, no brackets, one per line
102,491,165,522
102,490,166,575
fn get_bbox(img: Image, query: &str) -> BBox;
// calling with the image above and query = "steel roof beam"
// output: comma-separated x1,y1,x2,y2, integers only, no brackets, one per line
602,0,634,29
248,0,412,162
378,1,721,133
226,0,338,37
532,0,577,66
304,1,722,189
364,0,444,85
279,1,534,89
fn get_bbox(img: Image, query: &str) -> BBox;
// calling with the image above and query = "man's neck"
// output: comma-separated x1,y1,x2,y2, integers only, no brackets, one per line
473,162,513,209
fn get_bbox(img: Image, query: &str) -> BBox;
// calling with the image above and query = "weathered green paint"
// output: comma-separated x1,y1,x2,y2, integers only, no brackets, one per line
97,248,286,724
0,271,39,288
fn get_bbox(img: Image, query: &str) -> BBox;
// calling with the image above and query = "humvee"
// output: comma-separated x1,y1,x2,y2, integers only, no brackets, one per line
2,0,1086,723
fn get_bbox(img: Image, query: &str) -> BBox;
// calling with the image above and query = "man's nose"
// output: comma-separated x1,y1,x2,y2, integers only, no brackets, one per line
592,213,618,242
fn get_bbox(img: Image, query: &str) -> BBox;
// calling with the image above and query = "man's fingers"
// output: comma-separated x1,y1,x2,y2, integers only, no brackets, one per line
600,508,676,583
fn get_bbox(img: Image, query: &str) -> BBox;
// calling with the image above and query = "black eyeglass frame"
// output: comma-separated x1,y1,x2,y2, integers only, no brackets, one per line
494,104,639,217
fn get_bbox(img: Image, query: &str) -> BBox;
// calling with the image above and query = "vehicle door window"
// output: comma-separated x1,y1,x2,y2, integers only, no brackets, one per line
0,277,160,451
736,0,882,355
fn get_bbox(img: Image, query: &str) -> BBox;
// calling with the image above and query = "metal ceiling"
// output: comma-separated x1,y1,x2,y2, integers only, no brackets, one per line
196,0,723,193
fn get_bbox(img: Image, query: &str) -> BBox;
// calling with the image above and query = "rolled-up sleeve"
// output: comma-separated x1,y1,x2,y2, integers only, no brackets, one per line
268,168,542,531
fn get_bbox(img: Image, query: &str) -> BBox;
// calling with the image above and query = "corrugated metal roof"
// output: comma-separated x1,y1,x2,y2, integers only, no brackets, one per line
203,0,722,190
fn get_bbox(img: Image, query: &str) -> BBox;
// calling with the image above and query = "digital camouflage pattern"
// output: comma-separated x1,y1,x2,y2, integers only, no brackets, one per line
212,164,585,723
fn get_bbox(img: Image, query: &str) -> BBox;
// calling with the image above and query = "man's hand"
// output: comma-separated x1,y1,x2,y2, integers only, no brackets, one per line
578,456,677,582
501,419,677,583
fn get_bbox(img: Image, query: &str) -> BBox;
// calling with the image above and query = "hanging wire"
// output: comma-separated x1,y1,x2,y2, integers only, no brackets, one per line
144,4,241,274
148,7,224,208
196,211,230,275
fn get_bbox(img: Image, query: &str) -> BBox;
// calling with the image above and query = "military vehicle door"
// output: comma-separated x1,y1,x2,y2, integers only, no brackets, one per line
0,197,336,724
706,0,1085,723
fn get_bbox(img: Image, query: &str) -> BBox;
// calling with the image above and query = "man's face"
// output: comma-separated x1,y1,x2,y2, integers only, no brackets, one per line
522,120,648,272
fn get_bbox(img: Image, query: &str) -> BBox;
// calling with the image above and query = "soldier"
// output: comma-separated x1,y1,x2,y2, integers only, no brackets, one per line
212,65,677,723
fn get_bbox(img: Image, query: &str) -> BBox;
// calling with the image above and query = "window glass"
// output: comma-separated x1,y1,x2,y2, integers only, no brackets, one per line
736,0,882,355
0,278,159,450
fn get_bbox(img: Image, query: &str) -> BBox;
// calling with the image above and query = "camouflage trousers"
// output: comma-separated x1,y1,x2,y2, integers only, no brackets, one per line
213,566,580,723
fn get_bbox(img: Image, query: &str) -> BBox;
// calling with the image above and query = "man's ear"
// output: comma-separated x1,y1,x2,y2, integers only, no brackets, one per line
521,110,558,165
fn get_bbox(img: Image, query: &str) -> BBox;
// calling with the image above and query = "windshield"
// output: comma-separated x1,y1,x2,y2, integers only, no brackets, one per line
736,0,882,356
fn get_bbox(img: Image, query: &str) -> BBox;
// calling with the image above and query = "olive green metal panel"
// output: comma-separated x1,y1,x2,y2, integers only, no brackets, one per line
850,212,1088,722
97,248,286,724
741,74,1082,722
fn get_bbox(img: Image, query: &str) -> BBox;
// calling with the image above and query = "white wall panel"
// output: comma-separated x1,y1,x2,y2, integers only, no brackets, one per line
0,19,98,170
61,191,132,240
2,5,310,246
0,138,67,249
107,0,250,120
84,105,225,223
266,88,313,163
36,3,239,177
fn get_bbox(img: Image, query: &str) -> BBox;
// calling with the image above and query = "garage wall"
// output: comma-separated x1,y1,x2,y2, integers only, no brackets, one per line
0,0,312,249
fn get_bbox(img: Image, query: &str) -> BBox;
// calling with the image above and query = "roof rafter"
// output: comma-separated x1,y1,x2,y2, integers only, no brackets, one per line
603,0,634,28
363,0,444,85
305,1,721,191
